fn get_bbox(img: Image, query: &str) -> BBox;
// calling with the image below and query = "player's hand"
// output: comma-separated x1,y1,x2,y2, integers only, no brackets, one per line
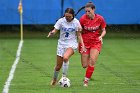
78,27,82,32
99,36,103,44
81,46,87,53
82,46,87,52
47,31,54,37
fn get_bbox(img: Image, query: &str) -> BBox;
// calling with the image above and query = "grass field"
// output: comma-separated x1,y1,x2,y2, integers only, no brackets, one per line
0,30,140,93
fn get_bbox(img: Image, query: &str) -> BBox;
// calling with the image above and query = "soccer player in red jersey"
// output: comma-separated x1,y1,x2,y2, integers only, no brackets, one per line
79,2,107,87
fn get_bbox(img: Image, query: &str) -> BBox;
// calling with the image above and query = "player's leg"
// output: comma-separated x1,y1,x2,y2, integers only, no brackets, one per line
81,54,90,68
80,48,91,86
51,55,63,85
79,44,91,86
51,43,64,86
79,43,90,68
81,53,90,86
62,47,74,77
84,49,99,86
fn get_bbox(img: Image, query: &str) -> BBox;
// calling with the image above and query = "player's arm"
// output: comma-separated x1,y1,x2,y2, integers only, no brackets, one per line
47,28,58,37
77,28,86,52
99,28,106,39
99,28,106,43
99,16,107,43
48,18,61,37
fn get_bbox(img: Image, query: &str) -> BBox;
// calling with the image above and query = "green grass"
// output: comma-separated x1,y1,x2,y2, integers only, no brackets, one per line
0,35,140,93
0,39,19,92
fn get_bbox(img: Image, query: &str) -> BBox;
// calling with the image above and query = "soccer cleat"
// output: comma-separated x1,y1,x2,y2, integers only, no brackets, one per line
50,79,57,86
83,80,88,87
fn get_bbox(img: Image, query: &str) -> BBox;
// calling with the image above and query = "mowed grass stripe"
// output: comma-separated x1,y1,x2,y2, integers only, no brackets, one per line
5,38,140,93
0,39,20,92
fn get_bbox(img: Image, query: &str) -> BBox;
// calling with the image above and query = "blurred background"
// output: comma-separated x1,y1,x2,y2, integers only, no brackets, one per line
0,0,140,38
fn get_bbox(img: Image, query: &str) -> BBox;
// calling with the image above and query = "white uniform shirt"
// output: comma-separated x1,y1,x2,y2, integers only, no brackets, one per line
54,17,81,42
54,17,81,57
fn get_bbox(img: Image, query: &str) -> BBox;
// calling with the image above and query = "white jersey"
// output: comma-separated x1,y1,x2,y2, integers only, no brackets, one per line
54,17,81,57
54,17,81,41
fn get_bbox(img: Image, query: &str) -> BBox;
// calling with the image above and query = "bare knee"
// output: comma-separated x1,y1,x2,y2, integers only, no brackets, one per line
90,58,96,66
81,55,89,68
82,65,88,68
63,56,68,62
81,60,88,68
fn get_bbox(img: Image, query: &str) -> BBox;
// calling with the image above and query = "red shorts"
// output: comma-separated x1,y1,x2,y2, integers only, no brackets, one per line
79,42,102,54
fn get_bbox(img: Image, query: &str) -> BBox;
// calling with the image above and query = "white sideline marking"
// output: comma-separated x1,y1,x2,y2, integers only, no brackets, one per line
2,40,23,93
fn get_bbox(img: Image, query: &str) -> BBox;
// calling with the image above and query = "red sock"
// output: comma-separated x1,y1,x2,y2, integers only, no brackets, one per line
85,65,94,79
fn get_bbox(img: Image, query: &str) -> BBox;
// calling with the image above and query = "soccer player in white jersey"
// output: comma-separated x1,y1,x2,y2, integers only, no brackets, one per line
47,8,86,86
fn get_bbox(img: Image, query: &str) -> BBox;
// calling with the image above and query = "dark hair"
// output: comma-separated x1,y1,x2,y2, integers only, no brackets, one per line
65,8,75,19
56,2,95,22
75,2,95,17
75,6,85,16
85,2,95,9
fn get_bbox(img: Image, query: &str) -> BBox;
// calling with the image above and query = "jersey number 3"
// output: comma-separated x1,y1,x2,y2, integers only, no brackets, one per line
65,32,69,37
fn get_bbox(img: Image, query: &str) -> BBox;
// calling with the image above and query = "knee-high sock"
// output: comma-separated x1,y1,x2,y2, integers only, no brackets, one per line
85,65,94,79
62,61,69,77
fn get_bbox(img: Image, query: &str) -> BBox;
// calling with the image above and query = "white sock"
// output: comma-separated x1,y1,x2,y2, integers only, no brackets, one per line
62,61,69,77
84,77,90,81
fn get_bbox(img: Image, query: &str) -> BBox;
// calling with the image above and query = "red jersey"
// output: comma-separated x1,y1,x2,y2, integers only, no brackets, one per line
80,14,106,45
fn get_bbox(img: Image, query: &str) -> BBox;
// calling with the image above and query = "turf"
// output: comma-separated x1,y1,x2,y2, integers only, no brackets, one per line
1,36,140,93
0,39,19,92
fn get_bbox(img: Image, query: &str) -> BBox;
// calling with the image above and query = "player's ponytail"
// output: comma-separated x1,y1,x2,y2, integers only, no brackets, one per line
75,6,85,17
75,1,96,17
56,2,95,22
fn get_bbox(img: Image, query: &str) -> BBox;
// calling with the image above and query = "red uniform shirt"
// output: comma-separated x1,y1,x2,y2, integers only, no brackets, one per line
80,14,106,47
79,14,106,54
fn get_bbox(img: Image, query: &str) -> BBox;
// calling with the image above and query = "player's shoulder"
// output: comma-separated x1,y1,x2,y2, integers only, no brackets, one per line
95,14,104,19
73,18,79,22
80,14,87,20
58,17,65,22
56,17,67,24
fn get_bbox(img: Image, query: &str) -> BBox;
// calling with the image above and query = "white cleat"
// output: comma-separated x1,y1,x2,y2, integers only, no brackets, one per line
83,83,88,87
83,80,88,87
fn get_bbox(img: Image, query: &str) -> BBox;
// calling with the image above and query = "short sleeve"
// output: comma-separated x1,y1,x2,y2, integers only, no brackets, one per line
75,19,82,31
79,17,84,27
54,19,62,30
100,17,106,29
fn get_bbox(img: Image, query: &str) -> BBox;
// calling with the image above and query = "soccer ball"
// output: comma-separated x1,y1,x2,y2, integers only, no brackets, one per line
58,77,71,87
